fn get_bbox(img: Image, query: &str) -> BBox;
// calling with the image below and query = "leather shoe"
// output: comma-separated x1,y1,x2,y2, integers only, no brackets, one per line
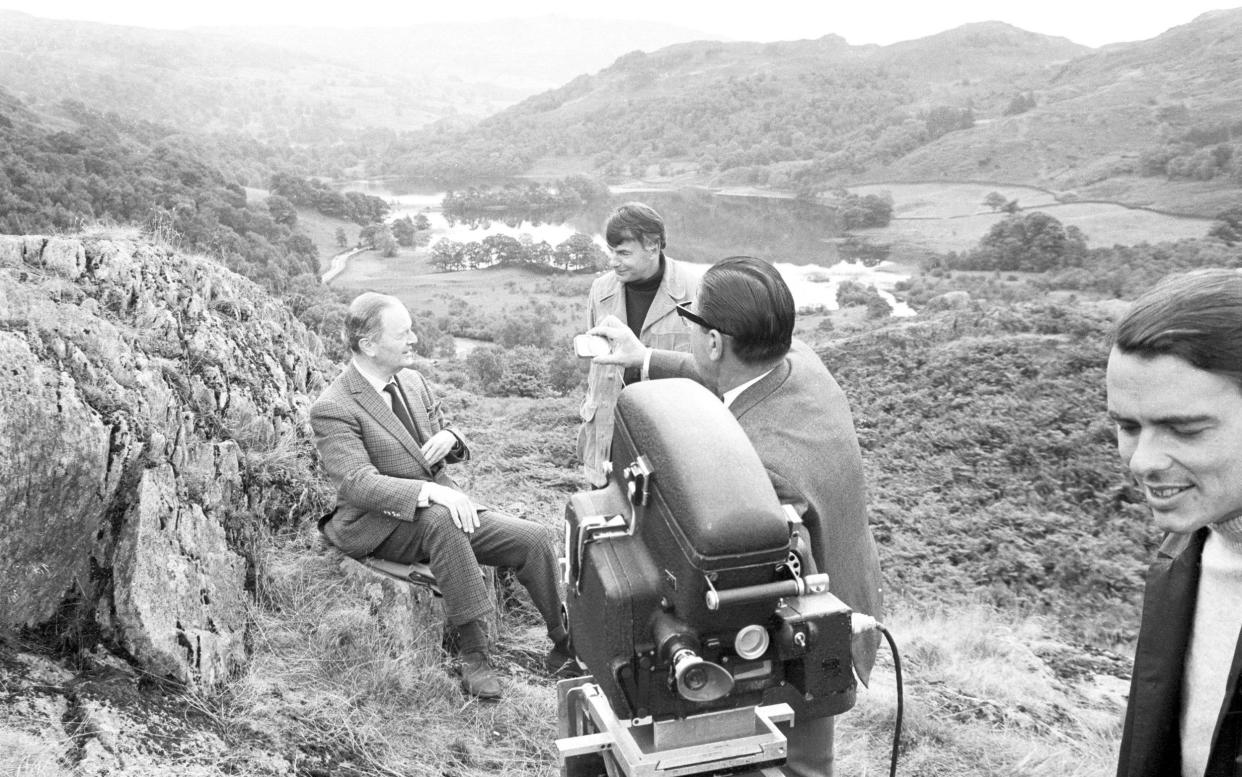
459,651,502,700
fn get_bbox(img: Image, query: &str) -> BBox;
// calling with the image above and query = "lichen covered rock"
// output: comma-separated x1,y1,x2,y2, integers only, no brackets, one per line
0,235,332,688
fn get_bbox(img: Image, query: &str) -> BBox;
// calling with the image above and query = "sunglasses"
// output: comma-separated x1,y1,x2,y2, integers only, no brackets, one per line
675,301,731,336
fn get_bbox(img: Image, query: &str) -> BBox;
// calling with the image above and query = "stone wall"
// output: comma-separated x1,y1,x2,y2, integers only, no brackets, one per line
0,235,331,687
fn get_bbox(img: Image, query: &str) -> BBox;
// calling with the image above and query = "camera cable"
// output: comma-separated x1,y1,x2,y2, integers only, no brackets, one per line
877,622,903,777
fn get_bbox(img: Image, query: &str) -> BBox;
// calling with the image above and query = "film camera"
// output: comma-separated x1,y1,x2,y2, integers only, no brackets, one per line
557,379,865,777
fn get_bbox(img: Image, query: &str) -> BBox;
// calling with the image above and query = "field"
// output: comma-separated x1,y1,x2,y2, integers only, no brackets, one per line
849,182,1216,253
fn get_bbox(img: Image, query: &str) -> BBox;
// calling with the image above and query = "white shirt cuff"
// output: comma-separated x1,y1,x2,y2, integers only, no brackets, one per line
641,347,654,381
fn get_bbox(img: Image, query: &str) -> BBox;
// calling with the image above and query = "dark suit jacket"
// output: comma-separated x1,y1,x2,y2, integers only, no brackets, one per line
1117,528,1242,777
649,340,885,658
310,362,468,557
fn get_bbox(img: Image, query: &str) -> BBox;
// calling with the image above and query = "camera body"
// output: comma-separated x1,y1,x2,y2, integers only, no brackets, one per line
563,379,857,727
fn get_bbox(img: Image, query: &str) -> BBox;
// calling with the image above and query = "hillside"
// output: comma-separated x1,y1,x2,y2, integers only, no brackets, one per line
878,10,1242,213
381,10,1242,215
376,23,1087,183
0,234,1137,775
0,11,709,138
0,11,499,137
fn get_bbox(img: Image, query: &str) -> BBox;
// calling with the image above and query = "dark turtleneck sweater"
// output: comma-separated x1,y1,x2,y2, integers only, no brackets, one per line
623,255,666,339
622,255,666,384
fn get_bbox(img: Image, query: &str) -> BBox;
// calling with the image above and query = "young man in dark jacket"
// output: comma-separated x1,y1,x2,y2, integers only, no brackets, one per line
1107,269,1242,777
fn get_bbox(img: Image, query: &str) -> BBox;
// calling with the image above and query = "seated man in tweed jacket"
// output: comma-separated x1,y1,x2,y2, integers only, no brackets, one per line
310,292,570,700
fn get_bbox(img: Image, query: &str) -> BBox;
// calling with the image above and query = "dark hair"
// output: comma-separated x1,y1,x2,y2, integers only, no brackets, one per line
343,292,400,353
698,256,794,365
1113,268,1242,390
604,202,666,250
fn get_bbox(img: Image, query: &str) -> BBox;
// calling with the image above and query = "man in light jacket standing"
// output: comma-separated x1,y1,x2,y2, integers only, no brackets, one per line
578,202,695,486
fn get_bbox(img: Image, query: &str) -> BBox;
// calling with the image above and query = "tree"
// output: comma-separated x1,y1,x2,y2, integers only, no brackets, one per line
1003,93,1036,116
925,105,974,140
958,211,1088,272
839,193,894,229
497,346,551,398
480,234,525,267
430,238,466,272
266,194,298,227
553,233,604,272
1208,207,1242,245
466,346,505,392
391,215,417,247
983,192,1008,212
375,226,398,258
335,226,348,249
494,312,554,349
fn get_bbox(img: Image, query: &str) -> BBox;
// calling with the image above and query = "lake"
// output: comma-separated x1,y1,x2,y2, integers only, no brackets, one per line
339,180,914,315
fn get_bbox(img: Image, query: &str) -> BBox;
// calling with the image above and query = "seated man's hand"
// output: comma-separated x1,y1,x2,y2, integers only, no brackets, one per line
422,482,480,534
588,316,649,369
421,429,459,465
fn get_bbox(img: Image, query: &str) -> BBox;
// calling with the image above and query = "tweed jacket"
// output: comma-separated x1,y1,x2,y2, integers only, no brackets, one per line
578,255,695,485
1117,528,1242,777
310,362,468,557
648,339,885,676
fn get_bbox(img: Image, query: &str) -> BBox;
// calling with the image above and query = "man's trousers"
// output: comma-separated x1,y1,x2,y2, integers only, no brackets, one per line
370,504,565,643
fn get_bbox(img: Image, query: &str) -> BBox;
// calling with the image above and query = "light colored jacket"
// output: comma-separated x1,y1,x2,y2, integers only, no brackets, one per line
577,255,695,486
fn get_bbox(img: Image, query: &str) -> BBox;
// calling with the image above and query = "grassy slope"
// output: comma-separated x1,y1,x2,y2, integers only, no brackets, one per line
204,378,1128,777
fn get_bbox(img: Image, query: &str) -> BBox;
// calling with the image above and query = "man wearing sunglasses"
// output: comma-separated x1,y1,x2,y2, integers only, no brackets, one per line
589,255,884,777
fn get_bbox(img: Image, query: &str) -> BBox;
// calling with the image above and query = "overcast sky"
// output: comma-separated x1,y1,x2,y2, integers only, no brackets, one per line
1,1,1237,47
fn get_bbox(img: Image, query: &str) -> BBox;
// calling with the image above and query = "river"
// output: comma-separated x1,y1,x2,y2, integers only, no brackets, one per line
339,180,915,316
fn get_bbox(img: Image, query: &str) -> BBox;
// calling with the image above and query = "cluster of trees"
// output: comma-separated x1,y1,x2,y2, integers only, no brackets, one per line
429,233,606,273
836,280,893,319
464,345,581,398
1003,92,1037,116
833,192,894,229
437,303,583,398
354,214,431,258
1208,206,1242,245
941,211,1088,273
269,172,390,225
1042,238,1242,297
442,176,609,220
898,216,1242,305
1137,117,1242,183
0,100,322,294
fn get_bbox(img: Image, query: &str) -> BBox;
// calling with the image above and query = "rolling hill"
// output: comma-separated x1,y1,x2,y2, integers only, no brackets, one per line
0,10,708,137
379,10,1242,215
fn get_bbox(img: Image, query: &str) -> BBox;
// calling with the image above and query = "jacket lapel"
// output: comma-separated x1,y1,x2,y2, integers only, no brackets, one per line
639,257,688,338
396,372,435,443
343,364,431,469
1127,529,1204,771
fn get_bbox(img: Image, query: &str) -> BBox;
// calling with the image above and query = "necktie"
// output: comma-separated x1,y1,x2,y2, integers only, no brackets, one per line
383,381,422,443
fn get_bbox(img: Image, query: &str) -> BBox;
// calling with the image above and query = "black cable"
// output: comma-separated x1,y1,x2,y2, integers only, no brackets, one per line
877,623,903,777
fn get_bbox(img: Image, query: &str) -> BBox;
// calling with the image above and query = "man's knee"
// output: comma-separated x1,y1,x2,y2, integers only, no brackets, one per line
418,504,468,541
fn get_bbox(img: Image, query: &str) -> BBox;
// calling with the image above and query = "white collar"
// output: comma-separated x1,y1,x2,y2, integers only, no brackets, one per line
353,358,396,396
722,368,774,408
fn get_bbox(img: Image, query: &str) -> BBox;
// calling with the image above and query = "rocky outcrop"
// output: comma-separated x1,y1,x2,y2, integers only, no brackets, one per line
0,235,331,688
